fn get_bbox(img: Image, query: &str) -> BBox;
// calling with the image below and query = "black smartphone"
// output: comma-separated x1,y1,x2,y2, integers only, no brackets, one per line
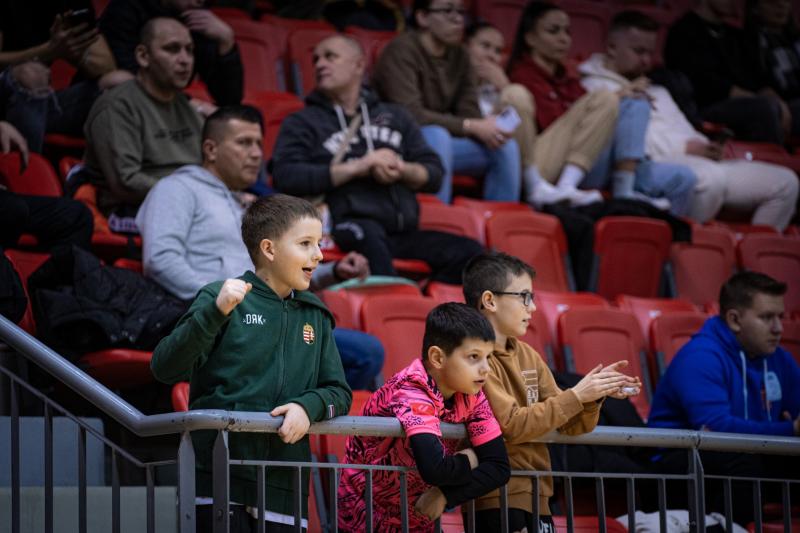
64,8,96,30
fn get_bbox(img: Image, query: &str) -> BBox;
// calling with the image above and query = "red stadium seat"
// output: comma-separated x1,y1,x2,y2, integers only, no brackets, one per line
113,258,143,273
344,26,397,67
453,197,531,219
425,282,465,303
725,141,800,173
471,0,528,50
243,91,304,161
3,249,49,334
210,6,251,21
50,59,78,91
649,311,706,377
259,14,335,32
535,290,609,369
486,211,574,292
781,319,800,366
320,282,422,330
590,216,672,300
72,183,143,262
361,294,438,379
747,520,800,532
737,234,800,313
557,0,612,59
558,307,652,420
669,224,736,306
553,515,629,532
228,19,290,94
521,309,556,369
0,152,62,197
319,390,373,463
419,202,485,244
615,295,698,340
288,28,338,96
172,382,190,412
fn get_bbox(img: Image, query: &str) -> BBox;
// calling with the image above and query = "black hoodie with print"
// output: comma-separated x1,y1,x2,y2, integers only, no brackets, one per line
269,87,443,234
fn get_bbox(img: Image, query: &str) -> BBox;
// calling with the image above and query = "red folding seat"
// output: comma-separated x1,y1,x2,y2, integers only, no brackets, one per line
471,0,528,49
535,290,609,369
344,26,397,67
320,282,422,330
0,152,63,197
244,91,305,160
590,216,672,300
486,211,574,292
361,294,438,378
725,141,800,173
425,282,465,303
319,390,373,463
737,234,800,313
72,182,143,262
669,224,736,306
556,0,612,59
3,249,50,335
288,28,339,96
520,309,557,369
419,202,485,244
781,319,800,366
558,307,652,420
649,311,706,378
210,6,250,21
615,295,698,340
259,14,335,32
227,19,290,94
453,196,531,219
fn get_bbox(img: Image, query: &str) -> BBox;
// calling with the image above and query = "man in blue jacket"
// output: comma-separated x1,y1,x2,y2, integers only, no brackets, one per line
648,271,799,525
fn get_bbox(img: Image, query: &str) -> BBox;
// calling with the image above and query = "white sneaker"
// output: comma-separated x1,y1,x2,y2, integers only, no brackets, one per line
566,188,603,207
631,191,671,211
527,173,571,208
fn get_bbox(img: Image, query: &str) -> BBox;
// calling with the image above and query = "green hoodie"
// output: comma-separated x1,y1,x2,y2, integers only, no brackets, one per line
151,270,352,516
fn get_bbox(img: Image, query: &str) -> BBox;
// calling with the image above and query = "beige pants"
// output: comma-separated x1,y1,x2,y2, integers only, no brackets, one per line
500,85,618,183
658,153,799,230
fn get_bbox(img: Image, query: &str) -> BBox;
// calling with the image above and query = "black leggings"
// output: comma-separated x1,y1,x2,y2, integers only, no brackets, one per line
195,505,305,533
471,508,555,533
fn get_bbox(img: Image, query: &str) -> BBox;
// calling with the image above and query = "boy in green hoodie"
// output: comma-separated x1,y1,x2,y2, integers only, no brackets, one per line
151,193,352,533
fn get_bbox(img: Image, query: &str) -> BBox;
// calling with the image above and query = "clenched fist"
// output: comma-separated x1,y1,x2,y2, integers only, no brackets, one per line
215,279,252,316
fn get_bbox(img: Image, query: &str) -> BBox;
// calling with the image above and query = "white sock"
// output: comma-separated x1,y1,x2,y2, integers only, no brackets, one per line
612,170,636,198
556,164,586,190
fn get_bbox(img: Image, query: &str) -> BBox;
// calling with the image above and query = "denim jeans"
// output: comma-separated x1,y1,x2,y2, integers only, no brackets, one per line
333,328,384,390
635,159,697,217
420,125,521,203
0,66,99,153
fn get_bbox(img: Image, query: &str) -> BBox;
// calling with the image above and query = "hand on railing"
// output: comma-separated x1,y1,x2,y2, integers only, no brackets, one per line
414,486,447,520
270,402,311,444
456,447,479,469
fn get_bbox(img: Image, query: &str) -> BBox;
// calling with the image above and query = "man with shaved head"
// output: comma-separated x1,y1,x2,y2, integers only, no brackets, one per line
271,35,484,284
79,17,203,225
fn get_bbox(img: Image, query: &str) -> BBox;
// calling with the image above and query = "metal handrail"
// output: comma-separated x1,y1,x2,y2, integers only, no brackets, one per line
2,315,798,454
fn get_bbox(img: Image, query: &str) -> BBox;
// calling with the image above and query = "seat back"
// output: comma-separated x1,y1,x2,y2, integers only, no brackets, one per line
535,290,609,352
3,249,50,335
558,307,651,420
670,226,736,307
592,216,672,299
649,312,706,378
738,235,800,313
558,0,612,59
0,153,63,197
520,310,556,369
486,211,573,292
425,282,465,304
228,19,289,94
361,294,438,379
616,295,698,340
288,28,339,96
243,91,305,161
419,202,485,244
321,282,422,330
472,0,529,50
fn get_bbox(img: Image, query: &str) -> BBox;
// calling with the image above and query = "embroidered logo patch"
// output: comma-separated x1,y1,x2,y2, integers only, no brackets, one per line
522,369,539,406
243,313,264,325
302,323,315,345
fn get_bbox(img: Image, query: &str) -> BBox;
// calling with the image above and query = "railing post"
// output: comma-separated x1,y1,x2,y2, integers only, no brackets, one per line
44,402,53,533
753,479,763,533
111,450,121,533
626,477,635,533
595,477,606,533
178,432,197,533
399,471,409,533
782,481,791,533
689,449,705,532
146,465,156,533
78,426,87,533
10,380,20,533
212,430,230,533
499,483,509,533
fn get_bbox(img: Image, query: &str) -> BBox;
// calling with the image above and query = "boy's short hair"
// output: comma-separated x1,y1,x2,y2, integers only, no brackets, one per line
719,271,787,315
241,194,322,264
462,252,536,308
421,302,496,360
202,104,264,143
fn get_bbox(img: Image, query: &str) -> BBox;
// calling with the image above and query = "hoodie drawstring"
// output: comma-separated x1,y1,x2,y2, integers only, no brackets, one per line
333,101,374,156
764,358,771,421
739,350,748,420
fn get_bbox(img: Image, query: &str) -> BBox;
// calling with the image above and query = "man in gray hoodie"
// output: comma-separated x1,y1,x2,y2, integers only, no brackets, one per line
136,105,384,390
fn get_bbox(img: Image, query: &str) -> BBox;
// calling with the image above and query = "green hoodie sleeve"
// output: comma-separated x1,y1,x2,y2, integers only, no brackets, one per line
150,285,230,384
285,317,352,422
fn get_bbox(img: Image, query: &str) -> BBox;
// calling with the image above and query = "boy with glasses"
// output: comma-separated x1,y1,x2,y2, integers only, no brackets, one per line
463,251,641,532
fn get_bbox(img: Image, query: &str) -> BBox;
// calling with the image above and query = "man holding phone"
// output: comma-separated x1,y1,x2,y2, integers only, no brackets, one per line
580,10,798,230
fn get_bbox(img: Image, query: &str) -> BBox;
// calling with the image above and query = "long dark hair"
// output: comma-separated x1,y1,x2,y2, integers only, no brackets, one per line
508,1,563,71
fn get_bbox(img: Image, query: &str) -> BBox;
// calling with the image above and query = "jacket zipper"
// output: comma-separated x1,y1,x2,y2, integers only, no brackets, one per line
389,185,404,231
276,299,288,401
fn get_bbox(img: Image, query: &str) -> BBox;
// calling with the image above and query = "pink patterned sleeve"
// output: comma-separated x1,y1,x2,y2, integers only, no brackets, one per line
465,391,503,446
390,378,442,439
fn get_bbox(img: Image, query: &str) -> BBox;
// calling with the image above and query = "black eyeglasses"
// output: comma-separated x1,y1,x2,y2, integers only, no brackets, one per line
493,291,534,307
426,6,467,17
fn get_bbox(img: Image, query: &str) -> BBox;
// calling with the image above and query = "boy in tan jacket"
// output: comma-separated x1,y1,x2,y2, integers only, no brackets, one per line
463,251,641,532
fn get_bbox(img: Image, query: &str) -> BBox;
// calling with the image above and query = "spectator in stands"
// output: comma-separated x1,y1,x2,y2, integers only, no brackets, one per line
99,0,243,106
648,271,800,524
1,120,93,251
463,251,641,533
0,3,131,153
508,2,698,215
137,105,383,391
580,10,799,231
81,17,203,228
371,0,521,204
337,302,510,532
151,193,352,533
465,21,617,208
746,0,800,106
271,35,484,283
666,0,791,143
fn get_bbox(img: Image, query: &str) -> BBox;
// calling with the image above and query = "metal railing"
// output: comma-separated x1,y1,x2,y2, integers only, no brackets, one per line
2,315,798,533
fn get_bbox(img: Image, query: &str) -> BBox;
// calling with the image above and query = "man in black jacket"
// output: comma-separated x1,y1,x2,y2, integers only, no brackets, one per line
270,35,483,283
99,0,243,106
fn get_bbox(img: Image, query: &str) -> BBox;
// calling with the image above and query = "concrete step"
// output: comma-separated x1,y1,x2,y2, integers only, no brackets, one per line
0,486,177,533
